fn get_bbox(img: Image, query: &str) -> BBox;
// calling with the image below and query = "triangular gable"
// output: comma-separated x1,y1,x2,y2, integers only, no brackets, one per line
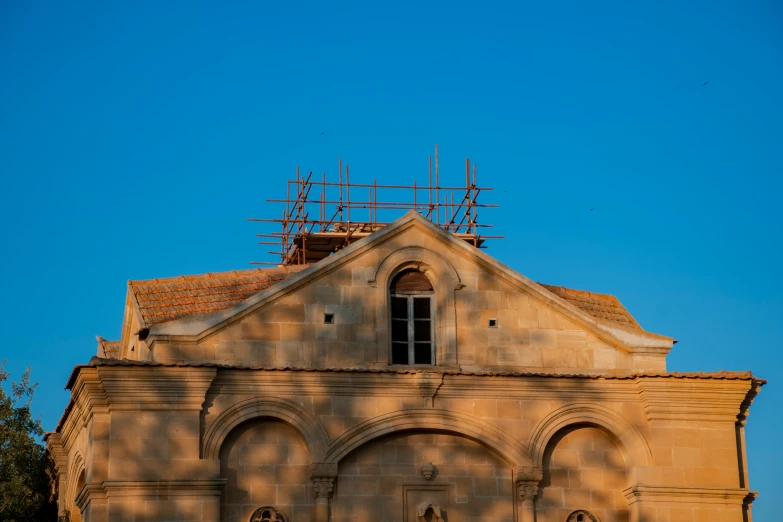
144,211,673,355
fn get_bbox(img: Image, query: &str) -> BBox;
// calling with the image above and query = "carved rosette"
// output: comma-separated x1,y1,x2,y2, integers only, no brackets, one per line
309,462,338,500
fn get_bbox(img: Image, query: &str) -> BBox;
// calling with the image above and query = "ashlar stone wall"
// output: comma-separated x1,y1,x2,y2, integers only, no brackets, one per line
334,432,515,522
220,420,311,522
147,223,650,374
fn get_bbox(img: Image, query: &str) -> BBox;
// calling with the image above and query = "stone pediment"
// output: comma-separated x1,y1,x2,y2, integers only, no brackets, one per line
121,212,673,373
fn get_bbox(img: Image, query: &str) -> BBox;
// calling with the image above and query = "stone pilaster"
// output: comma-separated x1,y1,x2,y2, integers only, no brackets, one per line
45,432,69,517
309,462,338,522
513,466,542,522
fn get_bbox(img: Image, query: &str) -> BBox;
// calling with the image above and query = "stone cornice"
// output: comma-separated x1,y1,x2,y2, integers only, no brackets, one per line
96,366,217,411
637,378,755,423
45,432,68,476
208,369,641,402
76,480,226,507
101,479,227,497
59,367,107,450
623,485,753,506
75,483,105,511
738,378,764,425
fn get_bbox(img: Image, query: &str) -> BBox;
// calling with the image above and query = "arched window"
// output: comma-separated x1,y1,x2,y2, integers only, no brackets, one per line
390,269,434,365
250,506,287,522
566,510,599,522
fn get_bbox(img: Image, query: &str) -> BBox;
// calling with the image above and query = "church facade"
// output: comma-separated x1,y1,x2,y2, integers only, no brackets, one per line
47,212,763,522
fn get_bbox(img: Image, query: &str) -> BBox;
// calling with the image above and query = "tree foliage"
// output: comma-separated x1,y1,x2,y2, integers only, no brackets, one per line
0,362,59,521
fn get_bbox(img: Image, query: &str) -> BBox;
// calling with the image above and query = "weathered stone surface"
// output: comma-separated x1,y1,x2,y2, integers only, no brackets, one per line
47,213,761,522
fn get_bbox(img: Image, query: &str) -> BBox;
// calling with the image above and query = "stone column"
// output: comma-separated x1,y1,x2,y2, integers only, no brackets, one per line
514,466,542,522
309,463,338,522
516,483,538,522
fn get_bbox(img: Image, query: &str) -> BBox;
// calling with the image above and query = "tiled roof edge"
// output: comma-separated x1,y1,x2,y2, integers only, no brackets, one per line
74,357,765,383
128,265,308,288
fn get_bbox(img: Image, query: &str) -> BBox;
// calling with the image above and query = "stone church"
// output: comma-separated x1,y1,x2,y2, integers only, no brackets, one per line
47,211,763,522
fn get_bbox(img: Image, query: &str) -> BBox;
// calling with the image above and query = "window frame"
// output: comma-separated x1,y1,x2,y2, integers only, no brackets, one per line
390,290,435,366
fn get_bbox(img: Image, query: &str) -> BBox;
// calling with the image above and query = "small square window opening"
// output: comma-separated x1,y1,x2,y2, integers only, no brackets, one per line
488,318,498,328
324,313,335,324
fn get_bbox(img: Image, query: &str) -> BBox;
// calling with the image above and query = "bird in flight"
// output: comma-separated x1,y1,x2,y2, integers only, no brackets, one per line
702,81,710,87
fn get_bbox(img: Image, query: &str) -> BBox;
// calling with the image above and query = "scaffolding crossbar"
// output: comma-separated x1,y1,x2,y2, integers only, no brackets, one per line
248,146,501,266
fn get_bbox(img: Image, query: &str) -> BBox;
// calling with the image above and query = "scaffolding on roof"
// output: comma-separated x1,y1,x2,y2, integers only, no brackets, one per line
248,145,501,266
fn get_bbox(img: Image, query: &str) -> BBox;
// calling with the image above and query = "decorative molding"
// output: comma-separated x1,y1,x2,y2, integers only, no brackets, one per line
637,379,754,423
368,246,463,290
101,479,227,497
516,482,539,502
96,366,216,412
75,479,226,510
66,452,86,513
203,396,329,461
309,463,338,499
208,370,641,402
46,432,68,475
623,485,752,506
75,483,105,511
514,465,542,502
324,408,531,467
738,380,764,425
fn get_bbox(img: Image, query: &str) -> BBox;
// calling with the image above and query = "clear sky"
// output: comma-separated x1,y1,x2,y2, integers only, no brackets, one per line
1,0,781,517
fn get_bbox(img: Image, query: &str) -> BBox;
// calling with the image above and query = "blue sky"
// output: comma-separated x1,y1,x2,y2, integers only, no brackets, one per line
1,0,781,516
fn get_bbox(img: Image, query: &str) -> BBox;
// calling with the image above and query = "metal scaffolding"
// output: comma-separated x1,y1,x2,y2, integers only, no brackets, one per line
249,146,501,266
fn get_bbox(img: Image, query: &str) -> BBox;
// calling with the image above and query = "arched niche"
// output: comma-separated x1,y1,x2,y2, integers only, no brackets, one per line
528,403,652,470
71,468,86,522
219,418,311,522
369,247,463,367
537,424,627,520
203,396,329,462
66,453,85,522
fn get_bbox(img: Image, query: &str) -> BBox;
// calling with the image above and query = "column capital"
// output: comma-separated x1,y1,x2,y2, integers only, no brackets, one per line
309,462,338,499
514,466,542,503
312,478,335,499
516,482,539,502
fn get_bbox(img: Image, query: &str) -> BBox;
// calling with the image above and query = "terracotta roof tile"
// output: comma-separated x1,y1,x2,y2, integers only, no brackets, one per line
129,266,309,326
538,284,642,331
128,265,640,332
96,338,121,359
